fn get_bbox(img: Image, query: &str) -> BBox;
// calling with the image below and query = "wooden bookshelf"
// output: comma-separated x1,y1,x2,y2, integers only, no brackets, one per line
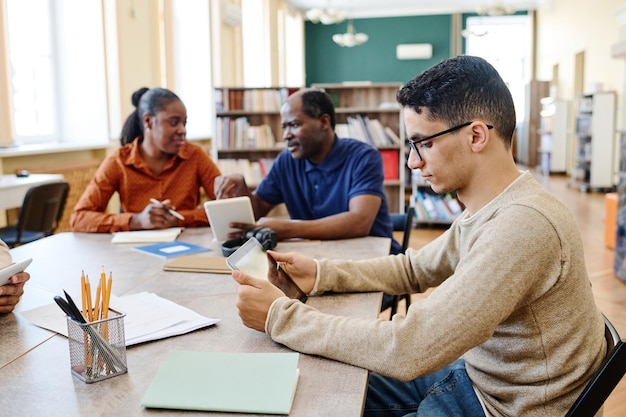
214,87,299,187
311,83,405,213
214,84,406,213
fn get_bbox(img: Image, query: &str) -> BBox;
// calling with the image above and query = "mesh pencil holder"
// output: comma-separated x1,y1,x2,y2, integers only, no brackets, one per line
66,309,128,383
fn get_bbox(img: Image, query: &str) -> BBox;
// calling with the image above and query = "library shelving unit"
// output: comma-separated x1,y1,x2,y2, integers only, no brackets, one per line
310,82,405,213
214,86,300,187
410,169,463,227
614,131,626,282
569,92,617,192
538,97,569,174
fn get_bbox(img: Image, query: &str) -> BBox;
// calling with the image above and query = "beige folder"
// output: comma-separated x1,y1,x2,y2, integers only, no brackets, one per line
163,255,231,274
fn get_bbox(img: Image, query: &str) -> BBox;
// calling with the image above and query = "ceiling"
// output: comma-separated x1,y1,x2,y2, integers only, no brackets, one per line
286,0,542,19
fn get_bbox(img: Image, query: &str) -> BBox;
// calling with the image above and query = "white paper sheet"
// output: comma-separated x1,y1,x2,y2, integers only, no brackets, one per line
19,292,219,346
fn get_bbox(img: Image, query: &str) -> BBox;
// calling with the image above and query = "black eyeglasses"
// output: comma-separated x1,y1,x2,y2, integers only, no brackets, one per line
407,121,493,161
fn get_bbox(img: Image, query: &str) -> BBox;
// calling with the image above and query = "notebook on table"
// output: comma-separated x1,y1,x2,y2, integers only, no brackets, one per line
141,350,300,414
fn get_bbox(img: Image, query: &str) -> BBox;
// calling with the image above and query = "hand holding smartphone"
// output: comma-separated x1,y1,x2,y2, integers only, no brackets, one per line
227,238,307,302
267,253,308,303
0,258,32,286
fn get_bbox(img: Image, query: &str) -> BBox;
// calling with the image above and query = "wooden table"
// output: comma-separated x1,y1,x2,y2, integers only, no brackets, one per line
0,173,65,210
1,229,390,417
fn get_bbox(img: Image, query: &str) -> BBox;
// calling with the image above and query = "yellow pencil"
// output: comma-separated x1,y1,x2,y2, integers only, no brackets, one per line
80,271,87,319
102,272,112,319
85,275,93,322
94,281,101,322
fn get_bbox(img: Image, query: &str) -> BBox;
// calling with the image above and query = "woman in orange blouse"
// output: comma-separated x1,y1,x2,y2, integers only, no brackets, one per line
70,87,221,233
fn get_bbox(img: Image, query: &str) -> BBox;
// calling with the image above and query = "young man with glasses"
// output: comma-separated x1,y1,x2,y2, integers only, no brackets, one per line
231,55,605,416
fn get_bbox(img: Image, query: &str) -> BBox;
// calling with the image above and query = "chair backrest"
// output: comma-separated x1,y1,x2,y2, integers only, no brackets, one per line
15,181,70,242
565,314,626,417
390,206,414,253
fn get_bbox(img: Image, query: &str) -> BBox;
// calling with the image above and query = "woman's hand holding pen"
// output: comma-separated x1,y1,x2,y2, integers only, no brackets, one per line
0,271,30,314
130,199,180,230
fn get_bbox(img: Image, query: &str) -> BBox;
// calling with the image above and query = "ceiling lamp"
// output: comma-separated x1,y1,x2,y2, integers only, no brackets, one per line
306,7,346,25
476,2,517,16
332,21,368,47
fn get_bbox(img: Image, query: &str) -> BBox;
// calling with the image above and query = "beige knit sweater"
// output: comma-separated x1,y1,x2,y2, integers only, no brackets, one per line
265,171,606,416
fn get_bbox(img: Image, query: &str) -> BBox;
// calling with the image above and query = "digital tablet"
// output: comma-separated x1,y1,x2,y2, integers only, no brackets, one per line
204,197,255,242
0,258,33,286
227,238,307,302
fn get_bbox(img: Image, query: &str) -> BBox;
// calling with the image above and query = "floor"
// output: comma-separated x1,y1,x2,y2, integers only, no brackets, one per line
388,169,626,416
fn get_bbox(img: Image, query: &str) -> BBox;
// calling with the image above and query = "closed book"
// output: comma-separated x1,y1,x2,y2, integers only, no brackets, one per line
141,350,300,414
111,227,183,244
163,255,230,273
379,149,400,180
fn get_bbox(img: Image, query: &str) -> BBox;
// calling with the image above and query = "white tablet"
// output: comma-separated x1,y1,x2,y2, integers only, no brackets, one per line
0,258,33,286
204,196,255,242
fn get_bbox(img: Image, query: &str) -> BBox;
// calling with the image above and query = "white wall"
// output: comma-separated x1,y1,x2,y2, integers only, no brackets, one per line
535,0,624,129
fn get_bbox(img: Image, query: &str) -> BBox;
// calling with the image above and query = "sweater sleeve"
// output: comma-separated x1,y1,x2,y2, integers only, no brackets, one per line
265,205,567,381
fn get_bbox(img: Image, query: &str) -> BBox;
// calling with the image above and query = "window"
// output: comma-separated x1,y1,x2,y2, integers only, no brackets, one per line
5,0,56,142
279,7,304,87
464,15,532,122
171,0,213,139
4,0,109,145
242,0,270,87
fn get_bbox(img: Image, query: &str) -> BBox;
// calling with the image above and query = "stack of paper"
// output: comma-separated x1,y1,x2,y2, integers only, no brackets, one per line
141,350,300,414
111,227,183,244
20,292,219,346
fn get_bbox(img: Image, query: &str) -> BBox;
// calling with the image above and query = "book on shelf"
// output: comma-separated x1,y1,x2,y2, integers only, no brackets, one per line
228,89,245,110
338,115,398,147
384,126,402,145
379,149,400,180
413,189,462,223
216,87,294,112
216,158,266,187
216,116,277,150
141,350,300,414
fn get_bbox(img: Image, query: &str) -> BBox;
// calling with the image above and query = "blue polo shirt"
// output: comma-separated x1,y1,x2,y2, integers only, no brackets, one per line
256,137,402,254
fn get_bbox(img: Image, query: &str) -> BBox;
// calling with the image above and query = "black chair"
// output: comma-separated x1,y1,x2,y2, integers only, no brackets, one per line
565,314,626,417
386,206,415,316
0,181,69,248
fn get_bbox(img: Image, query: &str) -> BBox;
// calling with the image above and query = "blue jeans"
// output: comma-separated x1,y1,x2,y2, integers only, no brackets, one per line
363,359,486,417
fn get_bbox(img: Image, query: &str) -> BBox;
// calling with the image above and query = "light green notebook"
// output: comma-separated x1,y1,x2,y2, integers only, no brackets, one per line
141,350,300,414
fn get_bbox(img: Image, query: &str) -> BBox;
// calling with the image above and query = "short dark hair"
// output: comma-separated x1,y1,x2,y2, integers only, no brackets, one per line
396,55,516,147
119,87,182,145
300,89,336,130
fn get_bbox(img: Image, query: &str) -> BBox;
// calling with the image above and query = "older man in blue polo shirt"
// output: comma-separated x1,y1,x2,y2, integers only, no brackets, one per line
216,88,401,256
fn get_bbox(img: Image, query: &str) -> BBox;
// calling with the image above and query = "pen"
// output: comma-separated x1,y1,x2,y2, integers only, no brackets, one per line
149,198,185,220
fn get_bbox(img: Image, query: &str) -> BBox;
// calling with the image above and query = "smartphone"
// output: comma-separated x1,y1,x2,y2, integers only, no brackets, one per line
0,258,33,286
227,238,307,303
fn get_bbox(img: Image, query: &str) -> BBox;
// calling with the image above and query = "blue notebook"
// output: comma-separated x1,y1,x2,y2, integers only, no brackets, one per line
141,350,300,414
134,241,210,258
